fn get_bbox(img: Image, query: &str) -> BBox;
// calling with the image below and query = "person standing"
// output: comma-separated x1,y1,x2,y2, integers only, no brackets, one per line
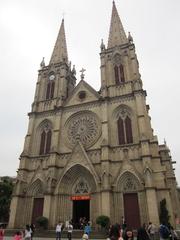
13,231,23,240
24,225,32,240
84,223,91,237
67,221,73,240
124,229,134,240
56,222,62,240
137,224,150,240
0,225,4,240
30,223,35,240
147,222,156,240
159,222,170,240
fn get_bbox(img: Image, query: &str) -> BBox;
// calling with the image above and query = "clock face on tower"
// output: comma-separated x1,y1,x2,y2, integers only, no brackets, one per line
64,111,101,149
49,74,55,80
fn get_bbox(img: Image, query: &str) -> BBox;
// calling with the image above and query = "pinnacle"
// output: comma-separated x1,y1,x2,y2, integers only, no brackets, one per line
108,1,128,48
49,18,68,64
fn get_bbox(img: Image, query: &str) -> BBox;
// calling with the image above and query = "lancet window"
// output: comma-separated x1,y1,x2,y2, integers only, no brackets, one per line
114,64,125,84
46,81,55,100
117,109,133,145
39,123,52,155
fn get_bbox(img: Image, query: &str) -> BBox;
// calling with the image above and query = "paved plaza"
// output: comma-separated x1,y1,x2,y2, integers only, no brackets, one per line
4,238,105,240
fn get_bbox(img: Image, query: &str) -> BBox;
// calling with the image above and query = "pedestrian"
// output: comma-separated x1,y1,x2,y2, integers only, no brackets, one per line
56,222,62,240
84,223,91,237
137,223,150,240
124,229,134,240
67,221,73,240
30,223,35,240
82,233,89,240
109,224,122,240
147,222,156,240
0,225,4,240
13,231,23,240
159,222,170,240
24,225,31,240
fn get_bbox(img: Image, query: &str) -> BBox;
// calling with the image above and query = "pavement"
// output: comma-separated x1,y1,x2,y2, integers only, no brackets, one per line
4,238,105,240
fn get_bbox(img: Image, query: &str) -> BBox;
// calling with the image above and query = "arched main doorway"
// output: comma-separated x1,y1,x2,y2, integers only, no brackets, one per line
116,171,143,229
57,164,97,228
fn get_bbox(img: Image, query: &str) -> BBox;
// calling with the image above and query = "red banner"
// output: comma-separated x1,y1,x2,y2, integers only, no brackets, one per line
71,195,90,201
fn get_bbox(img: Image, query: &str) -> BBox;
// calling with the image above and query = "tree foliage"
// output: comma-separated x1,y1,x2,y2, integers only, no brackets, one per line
96,215,110,229
159,198,170,225
36,216,48,229
0,177,13,222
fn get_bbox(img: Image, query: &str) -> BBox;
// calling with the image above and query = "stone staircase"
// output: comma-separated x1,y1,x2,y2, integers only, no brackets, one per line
5,229,107,239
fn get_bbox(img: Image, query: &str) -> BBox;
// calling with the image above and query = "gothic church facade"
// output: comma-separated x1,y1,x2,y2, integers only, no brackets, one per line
9,2,180,229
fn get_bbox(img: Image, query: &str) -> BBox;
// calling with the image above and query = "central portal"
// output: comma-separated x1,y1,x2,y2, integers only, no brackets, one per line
73,199,90,228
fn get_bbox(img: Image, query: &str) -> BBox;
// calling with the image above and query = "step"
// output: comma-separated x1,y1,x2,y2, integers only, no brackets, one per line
5,229,107,239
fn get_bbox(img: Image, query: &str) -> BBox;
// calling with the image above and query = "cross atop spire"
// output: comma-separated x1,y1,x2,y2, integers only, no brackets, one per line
107,1,128,48
49,19,68,65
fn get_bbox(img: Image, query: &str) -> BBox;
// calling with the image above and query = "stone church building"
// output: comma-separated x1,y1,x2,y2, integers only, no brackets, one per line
9,1,180,229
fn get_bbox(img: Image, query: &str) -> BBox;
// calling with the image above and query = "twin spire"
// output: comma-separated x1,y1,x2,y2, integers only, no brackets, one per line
108,1,127,48
49,19,68,65
49,1,127,65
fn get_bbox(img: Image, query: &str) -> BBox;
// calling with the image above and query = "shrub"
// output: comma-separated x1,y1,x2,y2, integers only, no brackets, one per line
36,216,48,229
96,215,110,229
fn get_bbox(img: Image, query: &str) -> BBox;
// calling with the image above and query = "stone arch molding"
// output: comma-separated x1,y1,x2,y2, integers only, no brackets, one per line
113,52,122,65
37,119,53,132
112,104,133,121
115,171,143,192
26,178,45,197
55,164,97,195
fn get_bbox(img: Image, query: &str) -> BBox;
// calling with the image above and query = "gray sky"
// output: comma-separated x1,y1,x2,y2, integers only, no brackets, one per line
0,0,180,185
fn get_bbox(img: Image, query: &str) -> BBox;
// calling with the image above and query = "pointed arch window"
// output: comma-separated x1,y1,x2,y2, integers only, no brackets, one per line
118,117,125,144
39,129,52,155
125,116,133,143
117,115,133,145
114,64,125,84
46,81,55,100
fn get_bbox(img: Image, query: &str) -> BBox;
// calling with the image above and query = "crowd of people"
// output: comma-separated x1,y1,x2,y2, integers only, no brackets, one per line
0,219,179,240
0,223,35,240
55,219,92,240
107,221,179,240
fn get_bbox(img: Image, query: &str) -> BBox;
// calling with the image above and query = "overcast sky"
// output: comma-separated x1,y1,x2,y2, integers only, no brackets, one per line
0,0,180,185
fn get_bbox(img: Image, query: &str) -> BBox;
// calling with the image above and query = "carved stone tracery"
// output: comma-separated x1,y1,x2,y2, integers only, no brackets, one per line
65,111,101,148
123,177,137,191
73,178,89,194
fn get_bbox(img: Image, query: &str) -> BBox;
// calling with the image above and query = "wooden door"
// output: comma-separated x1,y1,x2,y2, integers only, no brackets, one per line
123,193,140,229
31,198,44,224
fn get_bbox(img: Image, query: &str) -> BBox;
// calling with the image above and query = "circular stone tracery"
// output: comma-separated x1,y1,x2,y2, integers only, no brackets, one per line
65,112,101,148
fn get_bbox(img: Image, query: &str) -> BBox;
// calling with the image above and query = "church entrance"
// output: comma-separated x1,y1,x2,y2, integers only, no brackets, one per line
31,198,44,224
123,193,140,229
72,198,90,229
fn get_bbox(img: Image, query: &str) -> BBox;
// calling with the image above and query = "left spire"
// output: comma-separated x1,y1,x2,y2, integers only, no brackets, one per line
49,19,68,65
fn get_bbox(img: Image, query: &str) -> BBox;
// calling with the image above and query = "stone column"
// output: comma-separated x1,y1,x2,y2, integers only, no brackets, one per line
146,188,159,225
43,194,52,222
101,191,111,217
8,196,19,228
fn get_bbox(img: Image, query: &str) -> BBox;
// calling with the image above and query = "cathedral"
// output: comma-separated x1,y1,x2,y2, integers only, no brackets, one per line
9,1,180,229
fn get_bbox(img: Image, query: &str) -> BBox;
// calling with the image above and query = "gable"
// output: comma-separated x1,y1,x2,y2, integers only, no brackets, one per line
64,80,100,107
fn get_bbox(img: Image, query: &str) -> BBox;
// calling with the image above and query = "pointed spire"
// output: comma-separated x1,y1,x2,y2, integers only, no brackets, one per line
49,19,68,65
108,1,128,48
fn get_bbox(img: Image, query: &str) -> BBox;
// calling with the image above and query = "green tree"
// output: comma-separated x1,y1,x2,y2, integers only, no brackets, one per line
159,198,170,225
96,215,110,230
0,177,13,222
36,216,48,229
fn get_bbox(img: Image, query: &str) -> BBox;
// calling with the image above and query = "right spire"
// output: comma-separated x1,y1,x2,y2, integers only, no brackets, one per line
107,1,128,48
